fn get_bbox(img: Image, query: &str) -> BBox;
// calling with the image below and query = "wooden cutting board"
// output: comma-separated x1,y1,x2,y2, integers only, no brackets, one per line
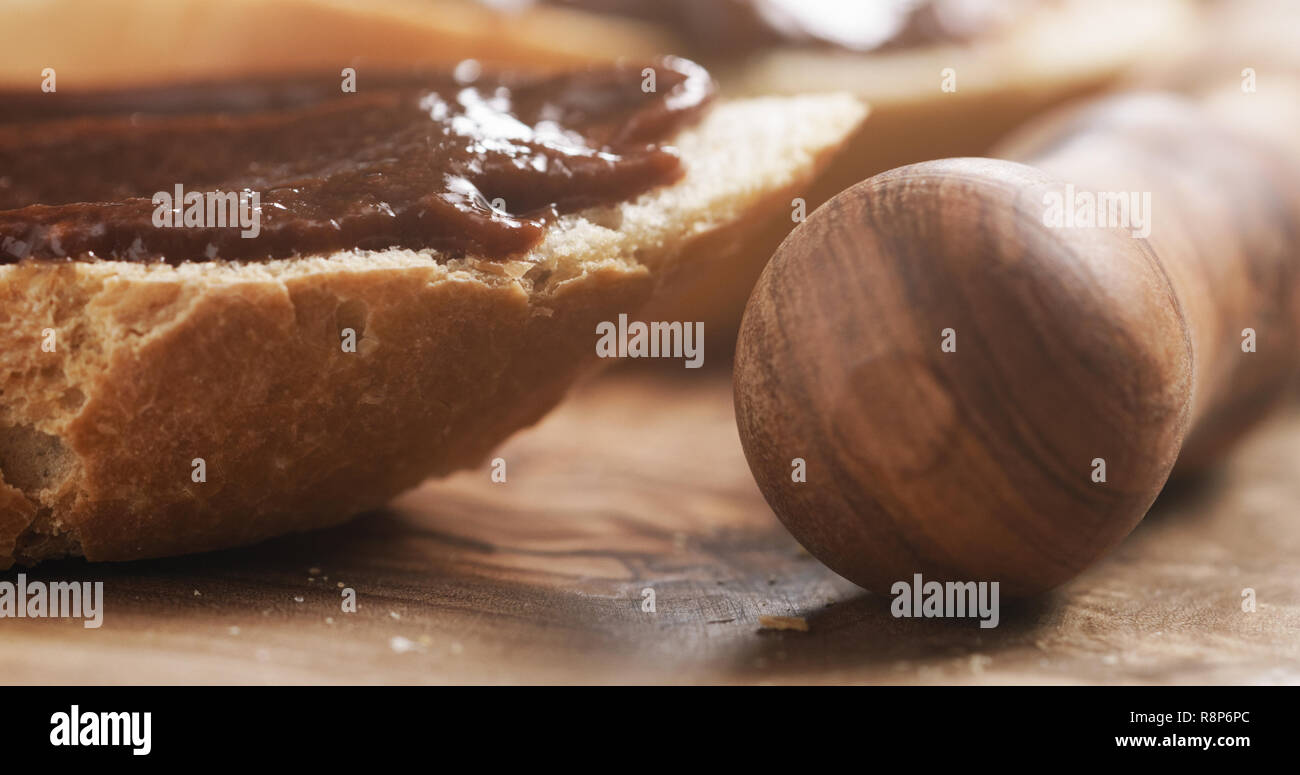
3,368,1298,684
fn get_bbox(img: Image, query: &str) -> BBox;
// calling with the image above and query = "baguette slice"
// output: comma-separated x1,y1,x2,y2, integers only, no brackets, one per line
718,0,1196,207
0,93,866,567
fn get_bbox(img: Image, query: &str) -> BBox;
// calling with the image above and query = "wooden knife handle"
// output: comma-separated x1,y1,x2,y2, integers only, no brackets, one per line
999,93,1300,469
734,93,1300,597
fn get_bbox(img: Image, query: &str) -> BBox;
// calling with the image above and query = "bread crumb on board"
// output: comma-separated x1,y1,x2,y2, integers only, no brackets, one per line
758,615,809,632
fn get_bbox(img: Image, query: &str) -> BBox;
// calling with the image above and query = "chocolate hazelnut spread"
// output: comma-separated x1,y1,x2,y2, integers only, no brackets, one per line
0,57,714,265
535,0,1017,54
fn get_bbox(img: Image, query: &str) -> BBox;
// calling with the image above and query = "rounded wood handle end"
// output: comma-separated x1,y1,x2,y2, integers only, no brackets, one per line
735,94,1300,596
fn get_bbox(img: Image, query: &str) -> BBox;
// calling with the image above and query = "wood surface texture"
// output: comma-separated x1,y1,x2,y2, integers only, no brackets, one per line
1,369,1297,685
736,95,1300,599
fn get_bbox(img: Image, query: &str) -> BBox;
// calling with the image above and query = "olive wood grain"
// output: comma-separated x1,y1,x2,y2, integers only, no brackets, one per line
4,370,1299,685
734,93,1300,597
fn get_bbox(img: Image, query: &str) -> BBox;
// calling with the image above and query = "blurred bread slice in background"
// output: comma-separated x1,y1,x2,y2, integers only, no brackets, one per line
718,0,1197,205
0,0,677,88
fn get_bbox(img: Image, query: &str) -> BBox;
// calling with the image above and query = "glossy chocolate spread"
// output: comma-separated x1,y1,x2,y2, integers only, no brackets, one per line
0,57,714,265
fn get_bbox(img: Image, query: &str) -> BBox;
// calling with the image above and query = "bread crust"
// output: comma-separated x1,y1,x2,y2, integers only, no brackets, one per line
718,0,1196,205
0,94,866,566
0,0,681,89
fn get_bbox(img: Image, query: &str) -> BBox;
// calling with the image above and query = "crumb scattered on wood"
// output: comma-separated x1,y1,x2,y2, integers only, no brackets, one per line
758,615,809,632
